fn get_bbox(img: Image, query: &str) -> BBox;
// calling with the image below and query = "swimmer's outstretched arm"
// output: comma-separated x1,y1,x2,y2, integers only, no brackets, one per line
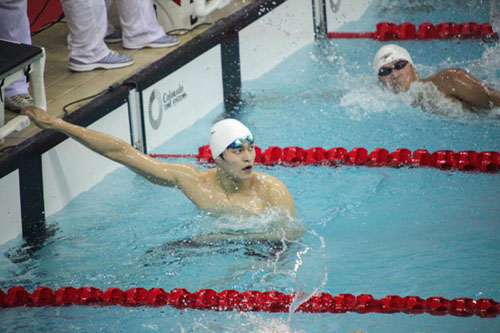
25,106,199,187
428,68,500,109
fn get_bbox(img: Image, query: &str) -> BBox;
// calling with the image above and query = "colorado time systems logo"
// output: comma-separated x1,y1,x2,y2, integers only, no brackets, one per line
148,89,163,129
147,84,187,130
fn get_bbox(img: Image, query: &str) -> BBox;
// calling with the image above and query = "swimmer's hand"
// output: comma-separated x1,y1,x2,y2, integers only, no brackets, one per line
24,106,61,130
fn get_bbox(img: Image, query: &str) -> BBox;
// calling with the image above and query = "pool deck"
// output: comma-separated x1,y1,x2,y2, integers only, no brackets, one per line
0,0,253,154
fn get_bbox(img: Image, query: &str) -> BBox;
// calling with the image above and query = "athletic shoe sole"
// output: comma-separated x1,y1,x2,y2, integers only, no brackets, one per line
69,59,135,72
104,38,122,44
124,40,180,49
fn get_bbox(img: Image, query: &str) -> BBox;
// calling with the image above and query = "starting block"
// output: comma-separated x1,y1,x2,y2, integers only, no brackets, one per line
0,39,46,142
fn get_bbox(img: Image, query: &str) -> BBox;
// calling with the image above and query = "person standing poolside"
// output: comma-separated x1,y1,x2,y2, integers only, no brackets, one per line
25,107,296,221
373,44,500,112
60,0,179,72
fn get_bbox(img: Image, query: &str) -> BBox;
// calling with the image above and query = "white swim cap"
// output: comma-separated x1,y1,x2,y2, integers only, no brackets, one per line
209,118,253,158
373,44,413,73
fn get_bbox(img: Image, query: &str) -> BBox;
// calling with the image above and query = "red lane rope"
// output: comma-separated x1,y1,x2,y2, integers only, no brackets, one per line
1,286,499,317
150,145,500,173
327,32,374,39
328,21,498,41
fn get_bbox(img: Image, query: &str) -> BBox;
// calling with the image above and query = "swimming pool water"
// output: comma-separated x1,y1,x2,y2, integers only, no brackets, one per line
241,37,500,151
1,1,500,331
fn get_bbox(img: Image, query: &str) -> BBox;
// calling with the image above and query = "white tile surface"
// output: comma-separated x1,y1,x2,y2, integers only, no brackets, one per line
0,170,22,245
42,104,131,216
326,0,372,31
239,0,315,81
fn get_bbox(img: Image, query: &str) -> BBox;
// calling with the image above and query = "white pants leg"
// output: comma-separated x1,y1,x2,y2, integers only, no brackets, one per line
117,0,165,49
60,0,110,63
0,0,31,97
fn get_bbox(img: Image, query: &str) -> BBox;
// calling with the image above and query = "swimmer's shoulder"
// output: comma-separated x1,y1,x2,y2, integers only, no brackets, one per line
425,68,465,84
424,68,470,99
253,171,286,188
157,162,214,186
196,167,217,182
253,172,295,214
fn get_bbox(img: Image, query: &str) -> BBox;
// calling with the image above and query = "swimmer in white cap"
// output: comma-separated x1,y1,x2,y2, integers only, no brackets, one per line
373,44,500,111
25,108,296,226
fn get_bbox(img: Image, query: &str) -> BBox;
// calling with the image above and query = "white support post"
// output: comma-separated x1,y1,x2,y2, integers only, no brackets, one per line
127,87,145,153
312,0,328,39
30,47,47,111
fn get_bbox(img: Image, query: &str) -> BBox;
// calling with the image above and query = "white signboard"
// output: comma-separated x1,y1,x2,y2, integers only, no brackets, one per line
42,104,131,216
143,45,224,152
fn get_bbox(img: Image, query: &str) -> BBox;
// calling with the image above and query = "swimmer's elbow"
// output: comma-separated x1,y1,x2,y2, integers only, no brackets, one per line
105,143,137,163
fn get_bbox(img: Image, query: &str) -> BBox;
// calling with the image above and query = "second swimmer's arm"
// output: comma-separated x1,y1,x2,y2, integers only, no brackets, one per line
430,69,500,108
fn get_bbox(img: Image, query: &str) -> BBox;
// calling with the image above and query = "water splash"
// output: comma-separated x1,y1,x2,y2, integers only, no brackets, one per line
287,230,327,317
481,43,500,85
402,81,470,118
228,312,306,333
339,80,404,118
188,208,305,243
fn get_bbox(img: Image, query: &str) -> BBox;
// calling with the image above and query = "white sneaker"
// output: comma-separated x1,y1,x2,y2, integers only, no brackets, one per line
124,35,180,49
5,93,34,112
69,50,134,72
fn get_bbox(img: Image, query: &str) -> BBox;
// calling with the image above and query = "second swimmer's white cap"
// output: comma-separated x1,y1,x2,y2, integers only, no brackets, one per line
209,118,252,158
373,44,413,73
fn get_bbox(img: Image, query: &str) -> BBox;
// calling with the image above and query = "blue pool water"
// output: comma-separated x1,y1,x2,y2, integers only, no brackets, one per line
2,1,500,332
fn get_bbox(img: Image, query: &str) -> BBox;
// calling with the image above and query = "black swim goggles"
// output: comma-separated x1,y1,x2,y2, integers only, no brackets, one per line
227,135,255,149
378,60,409,76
